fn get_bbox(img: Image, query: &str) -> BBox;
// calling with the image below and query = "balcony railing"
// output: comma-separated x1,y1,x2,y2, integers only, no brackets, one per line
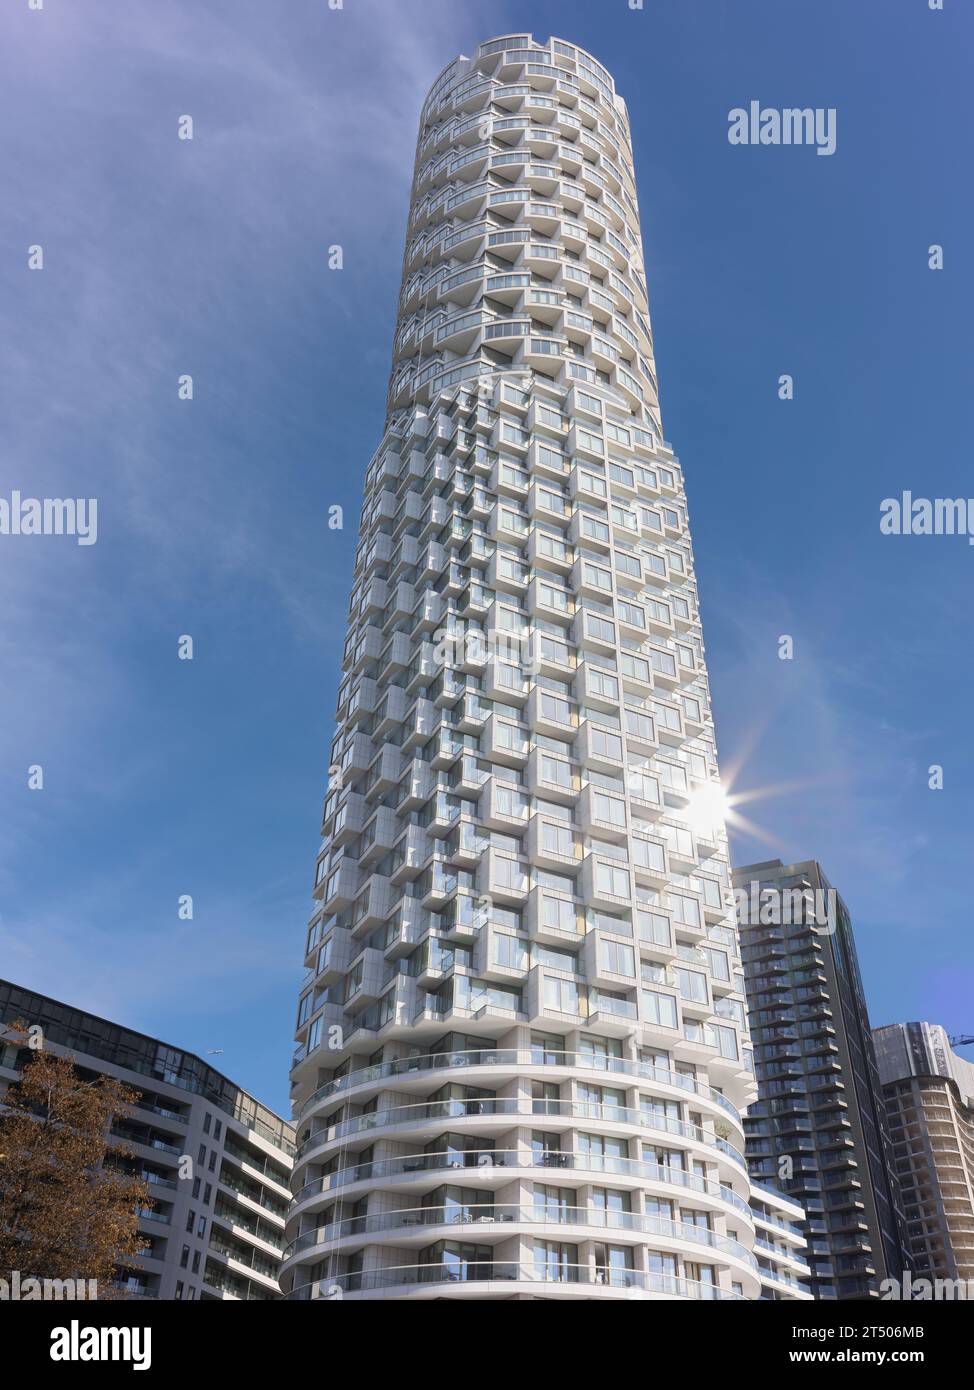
296,1097,746,1168
283,1204,756,1268
297,1048,741,1124
287,1263,745,1300
291,1148,752,1219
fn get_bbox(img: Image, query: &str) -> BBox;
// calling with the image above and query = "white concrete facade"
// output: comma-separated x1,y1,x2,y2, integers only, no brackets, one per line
286,34,761,1301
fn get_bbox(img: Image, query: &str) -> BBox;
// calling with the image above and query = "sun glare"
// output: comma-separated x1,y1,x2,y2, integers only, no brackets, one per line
683,782,733,839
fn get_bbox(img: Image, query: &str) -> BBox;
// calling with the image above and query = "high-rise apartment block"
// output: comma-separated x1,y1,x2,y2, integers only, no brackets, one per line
284,33,767,1302
0,980,294,1301
734,859,911,1298
874,1022,974,1284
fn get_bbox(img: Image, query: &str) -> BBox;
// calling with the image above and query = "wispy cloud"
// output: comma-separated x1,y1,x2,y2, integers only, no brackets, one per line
0,2,489,1106
710,558,958,927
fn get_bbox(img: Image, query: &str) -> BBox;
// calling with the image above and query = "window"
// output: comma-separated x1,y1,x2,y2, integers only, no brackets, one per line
667,892,701,928
544,977,581,1014
581,515,610,543
495,722,526,754
542,895,576,933
538,531,568,561
539,586,570,615
579,1084,626,1120
617,601,645,629
657,760,688,792
595,863,630,898
647,1251,678,1291
531,1035,568,1065
539,635,571,665
675,969,708,1004
532,1080,561,1117
625,709,655,742
644,1196,674,1220
579,1132,628,1163
583,563,613,595
533,1184,572,1218
593,792,626,827
683,1209,711,1230
494,934,528,971
586,613,616,644
590,728,623,760
541,756,572,788
494,857,527,891
588,667,618,700
494,784,528,819
708,1024,739,1060
542,822,574,857
599,939,635,978
628,768,660,804
636,910,671,948
580,1035,623,1066
620,652,651,683
533,1240,578,1282
642,990,678,1029
700,945,730,981
632,837,665,872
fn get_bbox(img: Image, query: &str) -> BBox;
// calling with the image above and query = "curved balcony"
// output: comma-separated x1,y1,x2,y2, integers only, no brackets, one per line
295,1097,747,1169
289,1147,753,1224
281,1204,757,1273
286,1263,746,1301
296,1048,743,1126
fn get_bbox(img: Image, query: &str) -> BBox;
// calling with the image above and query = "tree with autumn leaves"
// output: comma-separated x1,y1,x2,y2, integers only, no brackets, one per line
0,1023,151,1295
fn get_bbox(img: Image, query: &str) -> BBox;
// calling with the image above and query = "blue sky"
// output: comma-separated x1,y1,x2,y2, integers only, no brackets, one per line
0,0,970,1116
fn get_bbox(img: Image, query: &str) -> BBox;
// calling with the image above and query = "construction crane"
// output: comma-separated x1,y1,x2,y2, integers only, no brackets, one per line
949,1035,974,1048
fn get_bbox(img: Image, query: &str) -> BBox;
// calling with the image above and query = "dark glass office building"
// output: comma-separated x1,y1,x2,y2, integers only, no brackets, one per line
733,859,911,1298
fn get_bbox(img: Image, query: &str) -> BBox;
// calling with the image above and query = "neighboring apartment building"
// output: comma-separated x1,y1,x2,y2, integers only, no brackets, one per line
734,859,911,1298
0,979,294,1301
873,1021,974,1283
285,33,766,1302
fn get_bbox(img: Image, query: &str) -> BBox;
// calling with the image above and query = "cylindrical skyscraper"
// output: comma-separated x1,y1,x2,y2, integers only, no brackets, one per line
283,33,762,1302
